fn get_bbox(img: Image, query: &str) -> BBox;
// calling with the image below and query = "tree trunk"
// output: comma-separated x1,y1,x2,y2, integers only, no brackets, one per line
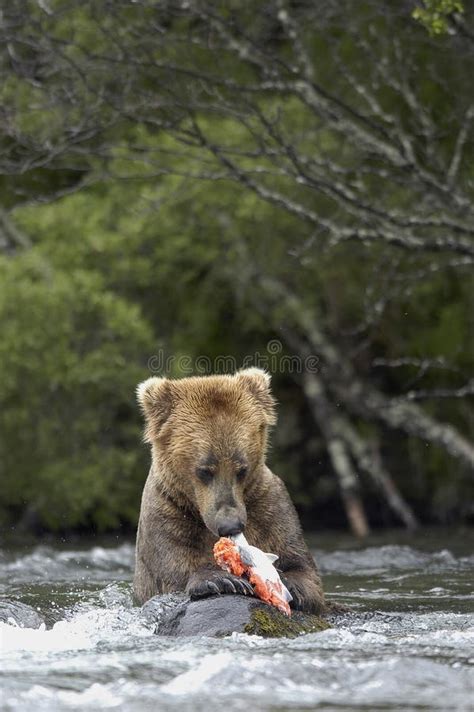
302,372,370,538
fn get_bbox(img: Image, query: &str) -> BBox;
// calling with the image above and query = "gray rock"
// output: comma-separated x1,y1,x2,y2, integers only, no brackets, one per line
156,594,330,638
0,600,45,629
140,592,188,626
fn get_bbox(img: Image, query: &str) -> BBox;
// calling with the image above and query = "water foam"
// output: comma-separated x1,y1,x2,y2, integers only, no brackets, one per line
0,605,153,654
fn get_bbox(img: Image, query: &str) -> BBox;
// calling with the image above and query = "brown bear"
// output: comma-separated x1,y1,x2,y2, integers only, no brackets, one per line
133,368,326,613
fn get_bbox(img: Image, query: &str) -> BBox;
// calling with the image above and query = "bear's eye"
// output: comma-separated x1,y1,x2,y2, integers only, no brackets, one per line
236,466,248,481
196,467,214,484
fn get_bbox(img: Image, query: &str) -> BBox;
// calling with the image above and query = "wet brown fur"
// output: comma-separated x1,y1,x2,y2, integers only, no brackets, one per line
133,368,326,614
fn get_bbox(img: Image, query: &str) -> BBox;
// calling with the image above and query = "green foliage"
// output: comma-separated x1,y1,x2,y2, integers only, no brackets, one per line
412,0,464,35
0,1,472,532
4,157,470,531
0,247,153,531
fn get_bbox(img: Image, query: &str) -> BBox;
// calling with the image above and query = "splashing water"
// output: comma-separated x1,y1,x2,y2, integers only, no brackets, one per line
0,529,473,711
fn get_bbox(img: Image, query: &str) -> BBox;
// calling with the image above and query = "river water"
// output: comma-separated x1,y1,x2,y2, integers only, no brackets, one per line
0,529,472,711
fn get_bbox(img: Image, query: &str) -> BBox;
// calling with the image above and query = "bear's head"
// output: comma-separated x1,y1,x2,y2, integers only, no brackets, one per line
137,368,276,537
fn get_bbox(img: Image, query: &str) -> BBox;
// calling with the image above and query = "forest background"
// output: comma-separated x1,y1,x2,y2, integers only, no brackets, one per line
0,0,472,537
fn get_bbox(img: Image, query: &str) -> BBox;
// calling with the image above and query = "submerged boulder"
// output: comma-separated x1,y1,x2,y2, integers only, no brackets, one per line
0,600,45,629
153,594,330,638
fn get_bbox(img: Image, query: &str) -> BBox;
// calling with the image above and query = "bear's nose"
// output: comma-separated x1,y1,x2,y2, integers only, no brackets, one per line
217,519,244,537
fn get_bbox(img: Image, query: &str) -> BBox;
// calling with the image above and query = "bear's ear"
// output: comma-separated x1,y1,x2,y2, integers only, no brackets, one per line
136,377,173,442
236,368,277,425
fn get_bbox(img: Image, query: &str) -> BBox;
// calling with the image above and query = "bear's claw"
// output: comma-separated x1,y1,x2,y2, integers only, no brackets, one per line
227,575,254,596
280,576,305,610
188,573,254,599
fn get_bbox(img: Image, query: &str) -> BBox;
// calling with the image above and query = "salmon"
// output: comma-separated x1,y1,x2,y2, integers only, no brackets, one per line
213,534,292,616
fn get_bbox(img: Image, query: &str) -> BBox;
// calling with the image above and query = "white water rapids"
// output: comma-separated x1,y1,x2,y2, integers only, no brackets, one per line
1,530,473,711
